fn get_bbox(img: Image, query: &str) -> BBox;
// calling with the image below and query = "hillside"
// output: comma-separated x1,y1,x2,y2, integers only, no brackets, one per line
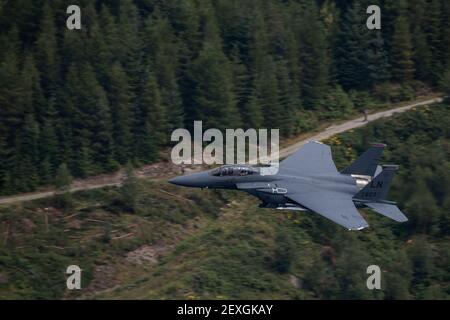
0,102,448,299
0,95,442,206
1,0,450,196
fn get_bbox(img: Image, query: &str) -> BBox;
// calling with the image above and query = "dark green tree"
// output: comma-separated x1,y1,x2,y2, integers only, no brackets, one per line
413,26,433,81
391,16,415,82
298,1,329,107
142,14,183,131
53,162,73,209
119,162,140,213
424,0,443,83
272,229,297,273
438,68,450,97
335,1,369,90
134,70,166,162
185,15,240,130
107,63,133,164
35,1,59,93
366,31,391,86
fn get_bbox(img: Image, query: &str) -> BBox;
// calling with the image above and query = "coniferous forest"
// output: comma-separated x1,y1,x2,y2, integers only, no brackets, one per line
0,102,448,300
0,0,449,301
1,0,450,195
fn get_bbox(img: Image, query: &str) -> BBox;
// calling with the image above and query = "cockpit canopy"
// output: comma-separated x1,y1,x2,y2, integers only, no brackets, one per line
210,165,259,177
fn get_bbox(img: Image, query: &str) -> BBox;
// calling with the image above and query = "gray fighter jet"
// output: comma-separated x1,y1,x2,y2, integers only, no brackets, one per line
168,141,408,230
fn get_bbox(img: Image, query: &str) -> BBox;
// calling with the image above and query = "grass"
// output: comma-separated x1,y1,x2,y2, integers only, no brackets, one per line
0,102,448,300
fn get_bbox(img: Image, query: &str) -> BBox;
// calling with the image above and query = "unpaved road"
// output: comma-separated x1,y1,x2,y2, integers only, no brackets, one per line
279,97,443,158
0,96,443,205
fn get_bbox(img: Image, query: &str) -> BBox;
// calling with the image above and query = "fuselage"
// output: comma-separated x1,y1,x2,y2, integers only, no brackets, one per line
168,165,361,210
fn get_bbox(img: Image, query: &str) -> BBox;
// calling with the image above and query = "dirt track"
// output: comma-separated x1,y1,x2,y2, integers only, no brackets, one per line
279,97,443,158
0,96,443,205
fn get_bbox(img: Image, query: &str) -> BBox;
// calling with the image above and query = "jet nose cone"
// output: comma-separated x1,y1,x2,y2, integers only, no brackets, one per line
168,172,210,188
168,176,186,186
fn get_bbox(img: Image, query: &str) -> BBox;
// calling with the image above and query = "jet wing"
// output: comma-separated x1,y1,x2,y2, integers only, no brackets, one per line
286,190,369,230
280,141,338,174
366,202,408,222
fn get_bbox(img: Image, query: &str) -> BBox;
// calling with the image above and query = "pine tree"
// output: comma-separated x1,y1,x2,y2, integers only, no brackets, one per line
335,239,374,299
19,55,45,188
96,4,119,82
134,70,166,163
405,177,441,234
391,16,415,82
413,26,433,81
442,0,450,69
258,56,282,130
141,14,183,131
117,0,142,94
424,0,443,83
63,63,114,176
53,162,73,209
0,28,24,193
74,145,92,179
272,229,297,273
439,68,450,97
22,53,46,121
321,86,354,119
38,98,59,180
120,162,140,213
167,0,202,61
407,236,434,286
0,28,23,141
383,250,412,299
247,7,269,76
40,156,53,186
54,163,72,192
366,31,391,86
335,1,369,90
185,14,240,130
298,1,329,107
143,71,167,143
61,8,87,69
107,63,133,164
229,46,253,127
85,5,112,83
241,9,268,129
14,113,40,191
90,84,116,172
35,1,59,94
383,0,407,57
243,90,264,130
275,60,297,136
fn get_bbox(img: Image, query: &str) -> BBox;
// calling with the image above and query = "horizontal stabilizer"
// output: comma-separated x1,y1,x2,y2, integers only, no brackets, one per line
366,202,408,222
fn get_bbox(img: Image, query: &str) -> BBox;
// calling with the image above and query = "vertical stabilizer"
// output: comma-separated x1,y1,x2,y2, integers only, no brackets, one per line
342,143,386,177
354,165,398,201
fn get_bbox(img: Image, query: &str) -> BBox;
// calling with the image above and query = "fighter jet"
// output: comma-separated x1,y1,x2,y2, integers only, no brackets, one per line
168,141,408,230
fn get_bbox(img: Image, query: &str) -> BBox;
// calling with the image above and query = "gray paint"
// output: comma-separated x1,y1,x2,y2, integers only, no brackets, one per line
169,141,408,230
